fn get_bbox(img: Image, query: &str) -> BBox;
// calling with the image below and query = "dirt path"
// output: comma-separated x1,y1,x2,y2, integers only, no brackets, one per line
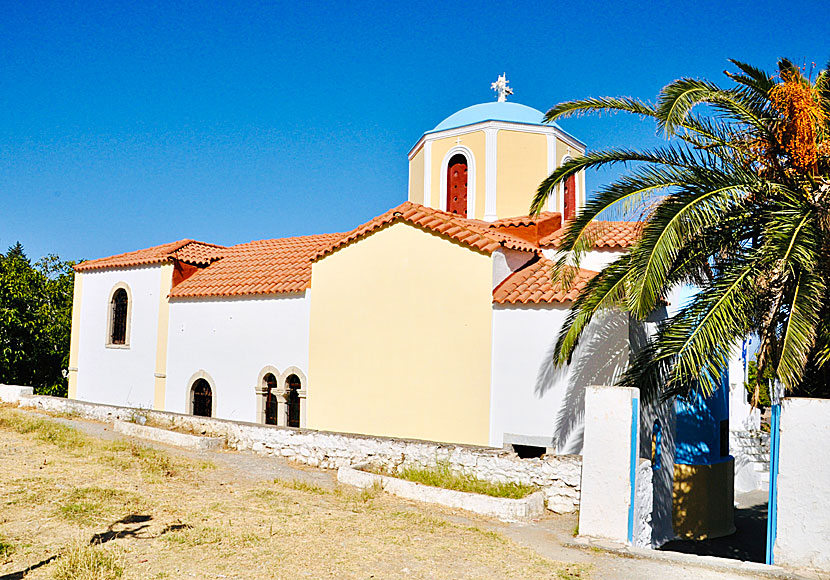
1,409,811,580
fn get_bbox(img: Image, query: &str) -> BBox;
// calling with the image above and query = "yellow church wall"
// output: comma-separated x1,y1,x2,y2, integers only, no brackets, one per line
307,222,493,446
429,130,486,219
408,146,424,205
67,272,84,399
496,130,548,217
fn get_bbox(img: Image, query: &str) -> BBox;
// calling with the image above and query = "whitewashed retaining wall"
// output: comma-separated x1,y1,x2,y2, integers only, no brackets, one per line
9,394,582,513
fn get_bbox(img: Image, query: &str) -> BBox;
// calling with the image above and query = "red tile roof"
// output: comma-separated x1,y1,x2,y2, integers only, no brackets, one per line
493,257,597,304
540,221,641,249
314,201,539,260
75,240,225,272
169,233,343,298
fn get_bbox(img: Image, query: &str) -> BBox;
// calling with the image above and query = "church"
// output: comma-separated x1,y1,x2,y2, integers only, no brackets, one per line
67,76,641,454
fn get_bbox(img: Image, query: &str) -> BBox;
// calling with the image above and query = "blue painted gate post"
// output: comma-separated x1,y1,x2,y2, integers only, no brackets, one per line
766,402,781,565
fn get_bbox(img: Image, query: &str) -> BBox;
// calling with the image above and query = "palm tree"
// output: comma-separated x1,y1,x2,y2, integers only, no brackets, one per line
531,59,830,402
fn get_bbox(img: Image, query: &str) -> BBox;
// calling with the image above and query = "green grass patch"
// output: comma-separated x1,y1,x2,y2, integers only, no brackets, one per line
0,408,90,451
58,487,144,526
378,462,537,499
0,533,14,558
52,542,123,580
274,478,328,495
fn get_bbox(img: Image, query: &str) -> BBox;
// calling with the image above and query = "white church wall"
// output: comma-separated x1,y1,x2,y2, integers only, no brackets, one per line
489,305,629,452
165,293,311,422
75,266,163,409
541,248,624,273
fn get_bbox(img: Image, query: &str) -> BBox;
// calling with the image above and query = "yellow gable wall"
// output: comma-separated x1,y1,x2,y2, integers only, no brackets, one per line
307,222,493,446
408,146,424,205
496,130,549,218
429,130,487,219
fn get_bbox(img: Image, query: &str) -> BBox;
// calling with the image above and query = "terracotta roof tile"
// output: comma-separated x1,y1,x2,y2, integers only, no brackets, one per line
170,233,343,298
172,241,226,266
315,201,539,260
493,257,597,305
75,239,224,272
540,221,642,249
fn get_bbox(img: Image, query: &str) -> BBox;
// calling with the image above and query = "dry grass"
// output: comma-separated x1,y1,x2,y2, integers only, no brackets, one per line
58,487,145,526
52,542,123,580
0,409,586,580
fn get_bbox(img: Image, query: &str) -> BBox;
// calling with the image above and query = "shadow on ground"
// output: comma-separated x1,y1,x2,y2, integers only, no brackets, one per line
659,496,767,563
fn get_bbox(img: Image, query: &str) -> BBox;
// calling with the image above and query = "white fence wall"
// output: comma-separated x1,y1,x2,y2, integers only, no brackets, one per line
775,398,830,570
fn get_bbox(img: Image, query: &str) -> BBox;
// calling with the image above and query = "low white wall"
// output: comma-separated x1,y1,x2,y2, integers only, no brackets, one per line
0,384,34,403
75,266,164,409
7,394,582,513
579,385,639,544
775,398,830,570
165,293,311,422
489,306,629,452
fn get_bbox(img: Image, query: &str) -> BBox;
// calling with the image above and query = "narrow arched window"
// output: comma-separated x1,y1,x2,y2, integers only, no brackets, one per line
446,153,468,216
286,374,301,428
110,289,129,345
264,373,279,425
191,379,213,417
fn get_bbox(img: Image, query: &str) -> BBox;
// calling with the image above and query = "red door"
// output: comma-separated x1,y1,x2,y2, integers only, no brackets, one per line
563,174,575,221
447,154,468,216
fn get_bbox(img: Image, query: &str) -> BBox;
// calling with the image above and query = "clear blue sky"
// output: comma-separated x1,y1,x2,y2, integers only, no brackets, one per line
1,0,825,262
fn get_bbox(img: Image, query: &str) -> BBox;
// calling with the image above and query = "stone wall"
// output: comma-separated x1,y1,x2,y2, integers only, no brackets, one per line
5,392,582,513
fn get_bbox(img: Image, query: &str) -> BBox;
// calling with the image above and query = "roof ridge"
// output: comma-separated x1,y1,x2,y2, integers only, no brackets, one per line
314,201,539,261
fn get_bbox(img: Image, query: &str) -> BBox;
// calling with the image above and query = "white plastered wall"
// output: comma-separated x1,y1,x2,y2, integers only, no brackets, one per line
774,398,830,570
489,305,629,451
541,248,624,273
165,293,311,422
74,266,163,408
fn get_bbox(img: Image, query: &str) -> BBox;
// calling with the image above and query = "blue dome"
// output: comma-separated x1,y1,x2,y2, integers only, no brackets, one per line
431,101,552,132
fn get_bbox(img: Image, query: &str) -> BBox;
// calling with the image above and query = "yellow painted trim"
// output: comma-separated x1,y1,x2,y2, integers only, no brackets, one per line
672,459,736,540
308,221,493,445
408,147,425,205
496,130,548,218
153,263,174,410
67,273,84,399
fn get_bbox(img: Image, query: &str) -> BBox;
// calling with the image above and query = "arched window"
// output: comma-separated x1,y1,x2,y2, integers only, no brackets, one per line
446,153,468,216
264,373,279,425
191,379,213,417
110,288,129,345
563,173,576,221
286,374,301,428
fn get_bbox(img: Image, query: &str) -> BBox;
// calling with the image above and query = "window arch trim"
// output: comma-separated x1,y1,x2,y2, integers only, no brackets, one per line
439,145,476,218
105,282,133,349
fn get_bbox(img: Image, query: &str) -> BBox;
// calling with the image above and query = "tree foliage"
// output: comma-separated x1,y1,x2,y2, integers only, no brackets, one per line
533,58,830,401
0,243,75,396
